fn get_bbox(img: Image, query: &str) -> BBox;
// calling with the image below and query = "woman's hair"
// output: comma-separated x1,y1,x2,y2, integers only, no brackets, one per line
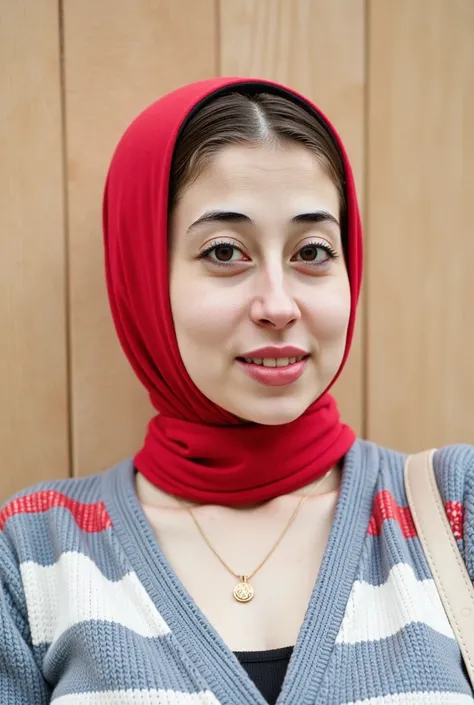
169,91,346,222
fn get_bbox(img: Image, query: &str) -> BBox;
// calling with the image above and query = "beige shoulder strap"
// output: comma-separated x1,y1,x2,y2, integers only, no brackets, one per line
405,450,474,686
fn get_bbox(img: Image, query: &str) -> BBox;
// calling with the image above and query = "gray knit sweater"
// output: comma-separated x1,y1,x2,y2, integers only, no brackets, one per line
1,439,474,704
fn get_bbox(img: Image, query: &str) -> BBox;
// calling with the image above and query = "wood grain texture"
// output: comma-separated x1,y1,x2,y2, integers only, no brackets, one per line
62,0,218,477
220,0,366,434
367,0,474,450
0,1,69,500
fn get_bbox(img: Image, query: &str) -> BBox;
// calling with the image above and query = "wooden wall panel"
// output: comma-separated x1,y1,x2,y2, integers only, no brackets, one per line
62,0,218,477
367,0,474,450
0,1,69,500
5,0,472,490
220,0,366,435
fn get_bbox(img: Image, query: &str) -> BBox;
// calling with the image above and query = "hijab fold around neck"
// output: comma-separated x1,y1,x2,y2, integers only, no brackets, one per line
103,77,363,505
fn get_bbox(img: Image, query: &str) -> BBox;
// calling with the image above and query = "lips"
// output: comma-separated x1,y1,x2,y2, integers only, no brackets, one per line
236,345,311,386
236,356,309,387
238,345,310,359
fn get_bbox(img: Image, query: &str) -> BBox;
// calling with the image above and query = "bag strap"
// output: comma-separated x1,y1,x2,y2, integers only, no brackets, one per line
405,450,474,686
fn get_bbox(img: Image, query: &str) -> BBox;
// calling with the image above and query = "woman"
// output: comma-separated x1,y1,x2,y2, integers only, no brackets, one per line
1,77,473,704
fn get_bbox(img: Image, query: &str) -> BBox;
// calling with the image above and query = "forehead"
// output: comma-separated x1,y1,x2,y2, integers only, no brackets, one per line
177,142,340,220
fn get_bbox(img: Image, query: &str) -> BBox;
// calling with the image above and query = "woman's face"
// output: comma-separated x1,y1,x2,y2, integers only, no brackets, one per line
169,141,351,425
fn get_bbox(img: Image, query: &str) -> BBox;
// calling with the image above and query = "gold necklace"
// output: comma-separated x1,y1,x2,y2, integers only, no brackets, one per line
178,467,334,603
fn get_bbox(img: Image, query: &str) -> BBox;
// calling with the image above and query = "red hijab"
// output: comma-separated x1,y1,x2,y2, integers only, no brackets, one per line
103,77,363,505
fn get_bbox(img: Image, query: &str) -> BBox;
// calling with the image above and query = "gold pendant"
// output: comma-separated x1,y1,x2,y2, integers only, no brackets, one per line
233,577,254,603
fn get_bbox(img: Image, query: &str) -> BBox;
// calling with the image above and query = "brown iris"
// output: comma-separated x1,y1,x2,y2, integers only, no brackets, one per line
214,245,234,262
300,245,318,261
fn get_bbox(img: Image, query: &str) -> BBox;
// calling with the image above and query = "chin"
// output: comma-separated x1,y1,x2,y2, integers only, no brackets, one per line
230,395,315,426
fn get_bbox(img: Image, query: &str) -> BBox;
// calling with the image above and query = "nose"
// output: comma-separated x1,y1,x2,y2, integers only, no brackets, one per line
249,269,301,330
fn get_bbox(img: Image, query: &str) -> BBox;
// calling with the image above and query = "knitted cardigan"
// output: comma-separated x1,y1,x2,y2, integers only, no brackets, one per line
1,439,474,704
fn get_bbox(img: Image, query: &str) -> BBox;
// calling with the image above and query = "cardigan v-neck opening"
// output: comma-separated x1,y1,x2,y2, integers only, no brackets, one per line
103,439,380,705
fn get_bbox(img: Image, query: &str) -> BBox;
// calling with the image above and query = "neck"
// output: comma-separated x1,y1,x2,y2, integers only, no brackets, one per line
134,462,342,512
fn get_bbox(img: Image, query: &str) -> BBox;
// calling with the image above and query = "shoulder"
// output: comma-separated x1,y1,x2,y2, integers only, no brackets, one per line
432,444,474,580
0,459,134,688
1,469,106,541
354,439,474,502
352,440,474,538
352,438,408,506
356,440,474,580
432,444,474,504
0,458,133,572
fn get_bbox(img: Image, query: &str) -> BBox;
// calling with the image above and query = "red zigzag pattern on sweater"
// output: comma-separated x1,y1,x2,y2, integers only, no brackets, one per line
0,488,465,541
368,489,464,540
0,491,113,533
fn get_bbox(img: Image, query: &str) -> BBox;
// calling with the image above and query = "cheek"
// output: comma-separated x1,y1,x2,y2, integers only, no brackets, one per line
305,282,351,342
170,271,238,349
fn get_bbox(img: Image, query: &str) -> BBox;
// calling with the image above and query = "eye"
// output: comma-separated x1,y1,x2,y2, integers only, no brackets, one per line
292,242,338,265
198,239,339,268
198,240,249,266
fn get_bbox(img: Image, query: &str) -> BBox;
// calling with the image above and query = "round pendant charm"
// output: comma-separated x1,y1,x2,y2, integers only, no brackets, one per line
234,579,254,603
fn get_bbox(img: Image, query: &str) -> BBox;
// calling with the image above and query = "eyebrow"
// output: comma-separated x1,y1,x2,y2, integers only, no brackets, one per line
186,209,340,234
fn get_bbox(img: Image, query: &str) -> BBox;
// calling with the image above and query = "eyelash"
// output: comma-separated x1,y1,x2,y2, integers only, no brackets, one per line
198,239,339,268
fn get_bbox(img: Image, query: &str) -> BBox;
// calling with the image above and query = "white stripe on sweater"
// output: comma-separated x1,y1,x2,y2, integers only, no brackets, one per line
336,562,454,644
52,690,221,704
21,551,170,646
341,693,473,704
